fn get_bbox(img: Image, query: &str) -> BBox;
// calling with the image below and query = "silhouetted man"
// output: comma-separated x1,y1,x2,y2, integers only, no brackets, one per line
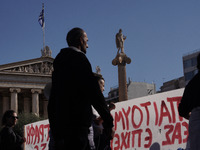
48,28,113,150
179,53,200,150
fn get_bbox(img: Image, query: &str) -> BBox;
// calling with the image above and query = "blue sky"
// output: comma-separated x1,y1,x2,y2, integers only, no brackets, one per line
1,0,200,96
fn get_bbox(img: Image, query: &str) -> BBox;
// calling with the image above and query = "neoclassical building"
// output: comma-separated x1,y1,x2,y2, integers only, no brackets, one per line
0,46,53,122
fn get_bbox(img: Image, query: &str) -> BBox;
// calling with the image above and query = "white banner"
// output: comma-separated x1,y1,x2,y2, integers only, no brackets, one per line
111,88,188,150
24,120,50,150
24,88,187,150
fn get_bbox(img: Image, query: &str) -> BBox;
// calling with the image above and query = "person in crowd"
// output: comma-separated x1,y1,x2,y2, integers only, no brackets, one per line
48,27,114,150
88,75,105,150
0,110,25,150
44,82,55,150
89,75,115,150
178,53,200,150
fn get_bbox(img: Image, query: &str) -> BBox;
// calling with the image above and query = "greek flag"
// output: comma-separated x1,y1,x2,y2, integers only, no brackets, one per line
38,4,45,28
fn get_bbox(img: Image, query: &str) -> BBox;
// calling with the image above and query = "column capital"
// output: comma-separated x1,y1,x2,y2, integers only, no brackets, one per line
112,52,131,66
10,88,21,93
31,89,42,94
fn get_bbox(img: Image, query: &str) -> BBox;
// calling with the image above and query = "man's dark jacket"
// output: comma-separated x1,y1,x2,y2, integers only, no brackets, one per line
179,72,200,118
48,47,113,140
0,126,23,150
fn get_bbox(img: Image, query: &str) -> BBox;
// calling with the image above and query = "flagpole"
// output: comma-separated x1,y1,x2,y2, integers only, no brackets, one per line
42,3,45,51
43,23,45,51
39,3,45,56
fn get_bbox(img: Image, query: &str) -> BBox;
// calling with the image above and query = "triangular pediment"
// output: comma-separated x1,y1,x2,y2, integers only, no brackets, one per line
0,57,54,75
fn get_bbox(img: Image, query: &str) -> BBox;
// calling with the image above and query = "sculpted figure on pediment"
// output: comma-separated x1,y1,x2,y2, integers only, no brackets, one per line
21,67,24,72
34,64,40,73
24,66,28,73
18,67,22,72
44,63,49,74
28,65,34,73
40,62,53,74
0,61,53,75
18,66,25,72
49,65,53,74
41,63,44,73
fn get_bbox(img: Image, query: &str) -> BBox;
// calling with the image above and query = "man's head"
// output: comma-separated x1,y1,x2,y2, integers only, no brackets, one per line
94,74,105,93
2,110,18,127
98,78,105,93
66,27,88,54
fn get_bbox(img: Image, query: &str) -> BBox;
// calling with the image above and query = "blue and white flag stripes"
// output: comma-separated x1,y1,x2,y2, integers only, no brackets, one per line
38,3,45,28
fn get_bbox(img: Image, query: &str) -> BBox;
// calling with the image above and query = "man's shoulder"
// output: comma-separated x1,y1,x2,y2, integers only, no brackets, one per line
0,127,13,135
190,73,200,82
59,47,73,54
59,47,86,57
186,73,200,88
54,47,89,66
55,47,82,60
61,47,84,53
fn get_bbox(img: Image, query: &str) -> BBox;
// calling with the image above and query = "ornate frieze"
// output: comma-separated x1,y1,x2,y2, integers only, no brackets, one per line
1,62,53,75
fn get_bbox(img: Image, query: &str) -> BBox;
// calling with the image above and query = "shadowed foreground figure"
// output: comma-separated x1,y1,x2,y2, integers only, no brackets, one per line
48,27,113,150
179,53,200,150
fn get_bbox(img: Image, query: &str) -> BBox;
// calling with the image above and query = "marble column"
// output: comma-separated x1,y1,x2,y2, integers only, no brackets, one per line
112,52,131,102
10,88,21,113
31,89,41,116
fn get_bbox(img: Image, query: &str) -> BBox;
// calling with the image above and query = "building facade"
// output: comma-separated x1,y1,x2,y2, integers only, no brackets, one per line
0,46,53,124
160,49,200,92
183,49,200,85
106,79,156,103
128,81,156,99
160,76,185,92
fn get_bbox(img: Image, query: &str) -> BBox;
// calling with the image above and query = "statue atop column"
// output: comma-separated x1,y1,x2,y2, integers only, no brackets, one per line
113,29,131,66
115,29,126,53
112,29,131,102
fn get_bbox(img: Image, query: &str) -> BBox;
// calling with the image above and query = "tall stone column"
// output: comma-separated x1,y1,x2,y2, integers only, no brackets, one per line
112,53,131,102
10,88,21,113
31,89,42,116
113,29,131,102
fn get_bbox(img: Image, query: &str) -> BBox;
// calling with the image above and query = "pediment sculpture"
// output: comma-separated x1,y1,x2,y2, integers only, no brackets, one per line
0,62,53,75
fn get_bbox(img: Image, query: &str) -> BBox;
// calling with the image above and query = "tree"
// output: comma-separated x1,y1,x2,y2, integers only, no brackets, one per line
13,113,44,136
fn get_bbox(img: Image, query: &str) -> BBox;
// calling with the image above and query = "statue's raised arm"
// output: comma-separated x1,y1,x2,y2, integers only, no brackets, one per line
115,29,126,53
